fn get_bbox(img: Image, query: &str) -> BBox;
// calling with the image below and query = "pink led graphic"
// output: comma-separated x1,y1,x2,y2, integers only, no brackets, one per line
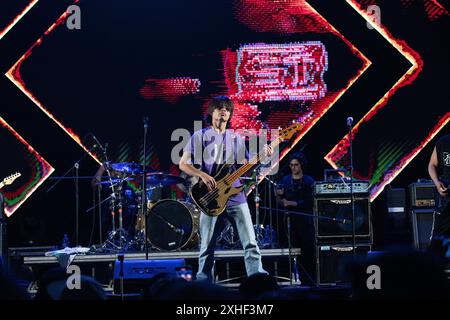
233,42,328,102
231,102,263,130
234,0,333,33
324,0,427,201
140,77,201,103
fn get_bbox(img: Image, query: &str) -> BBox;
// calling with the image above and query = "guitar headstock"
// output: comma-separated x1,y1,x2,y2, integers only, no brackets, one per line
2,172,21,186
278,122,302,140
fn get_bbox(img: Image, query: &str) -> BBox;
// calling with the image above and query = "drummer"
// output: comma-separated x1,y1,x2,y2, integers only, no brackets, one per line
91,163,141,238
90,162,172,212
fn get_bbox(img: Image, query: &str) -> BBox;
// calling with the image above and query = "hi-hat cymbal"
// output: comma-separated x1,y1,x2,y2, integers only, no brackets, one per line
100,177,134,185
145,172,185,186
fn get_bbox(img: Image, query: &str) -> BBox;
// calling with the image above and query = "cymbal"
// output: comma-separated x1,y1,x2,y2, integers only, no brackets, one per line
145,172,185,186
110,162,154,175
100,177,134,185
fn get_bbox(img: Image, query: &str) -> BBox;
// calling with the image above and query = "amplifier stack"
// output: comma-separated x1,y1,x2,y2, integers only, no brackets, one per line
313,180,372,285
408,181,437,250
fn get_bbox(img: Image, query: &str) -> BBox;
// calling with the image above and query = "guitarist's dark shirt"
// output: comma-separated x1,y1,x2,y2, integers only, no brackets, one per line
436,134,450,186
184,128,248,207
436,134,450,216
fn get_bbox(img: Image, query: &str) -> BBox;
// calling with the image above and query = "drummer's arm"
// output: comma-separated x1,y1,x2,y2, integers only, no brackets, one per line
91,165,106,189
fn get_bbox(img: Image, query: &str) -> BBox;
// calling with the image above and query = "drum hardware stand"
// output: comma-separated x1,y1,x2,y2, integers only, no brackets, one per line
96,140,129,253
142,116,150,259
97,187,102,245
99,182,130,252
216,219,239,249
126,199,151,251
85,193,114,213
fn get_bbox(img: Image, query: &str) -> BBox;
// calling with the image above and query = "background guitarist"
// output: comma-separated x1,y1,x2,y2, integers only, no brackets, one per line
428,133,450,238
180,96,271,281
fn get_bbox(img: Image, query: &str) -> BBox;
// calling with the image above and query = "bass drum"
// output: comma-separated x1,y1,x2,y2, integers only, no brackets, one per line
147,199,200,251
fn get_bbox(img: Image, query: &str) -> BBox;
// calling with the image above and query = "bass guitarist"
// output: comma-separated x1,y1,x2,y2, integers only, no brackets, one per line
179,96,271,281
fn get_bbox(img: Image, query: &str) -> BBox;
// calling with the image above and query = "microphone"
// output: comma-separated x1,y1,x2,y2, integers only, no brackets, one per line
92,135,106,153
346,117,353,127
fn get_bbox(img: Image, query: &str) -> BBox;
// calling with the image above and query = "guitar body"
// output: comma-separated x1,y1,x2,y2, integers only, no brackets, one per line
190,164,244,217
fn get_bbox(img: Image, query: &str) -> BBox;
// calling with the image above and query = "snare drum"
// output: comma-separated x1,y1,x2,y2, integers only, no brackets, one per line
146,199,200,251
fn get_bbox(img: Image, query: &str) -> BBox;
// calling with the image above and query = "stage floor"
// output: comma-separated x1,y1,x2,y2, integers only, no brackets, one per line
21,248,301,265
9,247,303,294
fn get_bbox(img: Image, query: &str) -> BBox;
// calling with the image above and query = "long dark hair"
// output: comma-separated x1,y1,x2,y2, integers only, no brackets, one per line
204,96,234,128
289,152,307,169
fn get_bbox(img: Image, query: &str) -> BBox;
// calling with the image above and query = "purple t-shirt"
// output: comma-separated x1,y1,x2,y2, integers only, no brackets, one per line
184,127,247,207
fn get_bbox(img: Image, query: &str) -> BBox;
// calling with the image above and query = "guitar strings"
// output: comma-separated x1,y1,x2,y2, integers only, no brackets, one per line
197,131,288,206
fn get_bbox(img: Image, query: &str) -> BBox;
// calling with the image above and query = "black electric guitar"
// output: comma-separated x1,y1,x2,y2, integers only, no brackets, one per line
190,123,302,217
0,172,21,190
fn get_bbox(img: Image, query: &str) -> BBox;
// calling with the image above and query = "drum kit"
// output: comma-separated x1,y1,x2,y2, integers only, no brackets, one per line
95,162,202,253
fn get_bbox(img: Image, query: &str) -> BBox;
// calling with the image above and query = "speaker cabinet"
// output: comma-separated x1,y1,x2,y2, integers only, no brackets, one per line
316,243,372,286
410,209,434,250
314,197,372,241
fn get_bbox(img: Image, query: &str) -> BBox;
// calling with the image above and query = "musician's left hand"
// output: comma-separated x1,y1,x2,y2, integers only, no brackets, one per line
282,199,297,207
263,144,273,157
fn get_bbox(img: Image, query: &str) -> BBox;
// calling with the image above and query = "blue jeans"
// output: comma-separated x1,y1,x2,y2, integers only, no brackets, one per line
196,202,267,281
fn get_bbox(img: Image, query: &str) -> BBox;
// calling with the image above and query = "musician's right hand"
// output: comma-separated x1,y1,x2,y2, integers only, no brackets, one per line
200,173,216,191
91,176,102,190
436,181,449,197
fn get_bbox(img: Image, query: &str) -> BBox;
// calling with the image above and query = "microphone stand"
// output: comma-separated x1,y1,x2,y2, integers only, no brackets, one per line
47,145,96,248
261,207,351,285
98,187,102,245
263,175,279,248
286,209,292,285
46,148,94,193
260,207,350,224
268,178,273,248
348,118,356,257
74,162,79,246
253,168,263,246
142,116,149,260
117,253,125,301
